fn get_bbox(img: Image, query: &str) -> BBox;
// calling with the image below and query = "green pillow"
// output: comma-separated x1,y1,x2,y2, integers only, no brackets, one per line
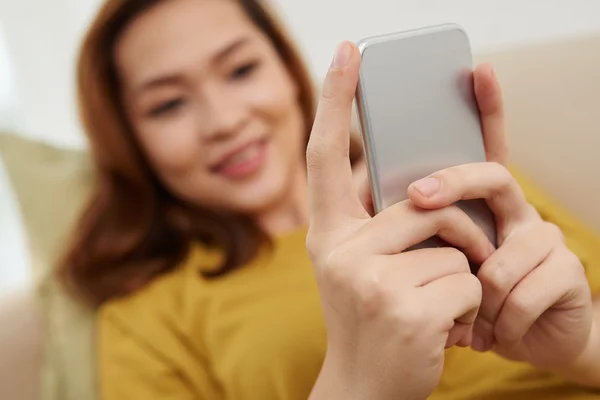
0,132,97,400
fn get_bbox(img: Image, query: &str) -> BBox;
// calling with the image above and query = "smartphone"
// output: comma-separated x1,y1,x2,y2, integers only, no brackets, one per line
354,23,497,251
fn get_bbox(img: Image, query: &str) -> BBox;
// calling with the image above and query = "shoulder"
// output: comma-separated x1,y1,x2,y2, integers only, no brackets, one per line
97,243,224,398
98,242,221,335
97,242,225,373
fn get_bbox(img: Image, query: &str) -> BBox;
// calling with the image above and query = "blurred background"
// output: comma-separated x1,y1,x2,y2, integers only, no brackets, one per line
1,0,600,292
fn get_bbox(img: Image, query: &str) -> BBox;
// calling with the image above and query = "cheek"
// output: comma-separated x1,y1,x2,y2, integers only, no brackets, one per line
136,117,219,204
246,64,299,122
134,114,204,175
245,69,305,153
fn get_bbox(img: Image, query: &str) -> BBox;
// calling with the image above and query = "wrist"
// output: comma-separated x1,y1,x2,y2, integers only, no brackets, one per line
552,319,600,389
309,350,357,400
310,347,428,400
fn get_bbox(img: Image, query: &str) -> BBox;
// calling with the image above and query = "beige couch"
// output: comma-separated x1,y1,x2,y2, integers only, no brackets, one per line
0,288,44,400
1,33,599,400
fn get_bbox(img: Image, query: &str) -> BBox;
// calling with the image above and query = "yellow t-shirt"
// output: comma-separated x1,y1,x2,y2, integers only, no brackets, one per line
99,171,600,400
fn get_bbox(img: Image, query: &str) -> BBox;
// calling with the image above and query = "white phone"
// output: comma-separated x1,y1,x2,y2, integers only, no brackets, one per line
354,23,497,251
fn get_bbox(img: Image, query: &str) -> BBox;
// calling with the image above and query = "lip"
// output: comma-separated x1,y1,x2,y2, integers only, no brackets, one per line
211,139,268,179
211,139,262,168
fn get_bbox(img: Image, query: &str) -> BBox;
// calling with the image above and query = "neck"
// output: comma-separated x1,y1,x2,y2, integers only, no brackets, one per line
255,167,309,236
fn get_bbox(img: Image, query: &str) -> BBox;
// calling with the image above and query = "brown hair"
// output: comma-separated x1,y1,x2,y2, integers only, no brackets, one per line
59,0,363,307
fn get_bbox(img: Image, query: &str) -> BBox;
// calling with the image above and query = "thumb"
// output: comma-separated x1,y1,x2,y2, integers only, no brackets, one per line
307,41,366,232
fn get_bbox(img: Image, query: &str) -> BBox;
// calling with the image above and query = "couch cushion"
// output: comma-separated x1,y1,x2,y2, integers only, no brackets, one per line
0,133,94,284
474,34,600,231
0,132,97,400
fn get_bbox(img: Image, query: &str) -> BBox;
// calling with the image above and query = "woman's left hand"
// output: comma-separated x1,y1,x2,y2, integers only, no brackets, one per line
408,160,594,370
406,63,595,371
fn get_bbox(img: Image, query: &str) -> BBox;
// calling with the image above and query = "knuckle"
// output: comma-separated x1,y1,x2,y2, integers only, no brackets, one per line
392,300,427,332
323,256,396,321
561,248,585,275
541,221,565,243
354,275,395,319
320,80,337,102
377,199,415,223
325,244,356,270
322,252,422,325
478,258,512,295
307,232,355,272
306,126,348,169
489,161,510,177
441,247,471,273
523,204,542,221
398,199,418,214
319,243,363,288
437,205,468,227
459,274,484,315
435,165,463,186
495,325,519,348
566,250,584,270
489,162,514,191
319,253,353,293
528,203,541,215
505,292,532,320
320,261,348,290
465,273,484,301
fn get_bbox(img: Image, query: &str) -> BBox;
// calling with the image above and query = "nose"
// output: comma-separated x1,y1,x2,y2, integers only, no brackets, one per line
201,86,248,141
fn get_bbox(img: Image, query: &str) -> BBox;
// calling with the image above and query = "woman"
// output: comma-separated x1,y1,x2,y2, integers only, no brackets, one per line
59,0,600,398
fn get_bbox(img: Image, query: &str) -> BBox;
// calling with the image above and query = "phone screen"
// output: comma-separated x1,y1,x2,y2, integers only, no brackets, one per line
355,24,496,249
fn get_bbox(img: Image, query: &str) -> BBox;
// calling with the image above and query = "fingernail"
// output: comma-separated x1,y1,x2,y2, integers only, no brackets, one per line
471,335,486,352
331,42,353,69
413,177,441,197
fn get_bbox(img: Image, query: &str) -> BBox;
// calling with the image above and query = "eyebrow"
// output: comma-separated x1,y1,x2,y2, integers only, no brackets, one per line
135,38,250,94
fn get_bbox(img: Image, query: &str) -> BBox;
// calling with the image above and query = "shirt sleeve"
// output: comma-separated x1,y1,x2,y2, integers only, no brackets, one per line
98,311,207,400
511,167,600,295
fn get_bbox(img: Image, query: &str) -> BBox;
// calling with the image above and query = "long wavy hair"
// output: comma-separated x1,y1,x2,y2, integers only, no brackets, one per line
58,0,363,307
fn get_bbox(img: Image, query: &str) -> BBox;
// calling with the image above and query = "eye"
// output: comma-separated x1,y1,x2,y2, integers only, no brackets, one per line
149,98,186,117
230,61,260,80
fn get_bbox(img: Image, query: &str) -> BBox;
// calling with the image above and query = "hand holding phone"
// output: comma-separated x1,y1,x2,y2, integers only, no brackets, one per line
306,40,492,400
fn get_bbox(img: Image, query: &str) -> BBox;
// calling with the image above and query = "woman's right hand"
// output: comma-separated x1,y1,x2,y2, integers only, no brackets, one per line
306,42,495,400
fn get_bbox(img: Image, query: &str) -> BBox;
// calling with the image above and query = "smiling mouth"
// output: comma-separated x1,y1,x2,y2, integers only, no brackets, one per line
212,139,268,179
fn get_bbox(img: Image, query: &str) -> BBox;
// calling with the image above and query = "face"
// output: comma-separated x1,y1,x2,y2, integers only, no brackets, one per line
115,0,305,215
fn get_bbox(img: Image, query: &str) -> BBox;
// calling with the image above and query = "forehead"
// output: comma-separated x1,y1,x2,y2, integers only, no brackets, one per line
115,0,262,84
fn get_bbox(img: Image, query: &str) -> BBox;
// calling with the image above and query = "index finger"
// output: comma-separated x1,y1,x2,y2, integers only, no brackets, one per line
306,42,366,231
474,63,509,165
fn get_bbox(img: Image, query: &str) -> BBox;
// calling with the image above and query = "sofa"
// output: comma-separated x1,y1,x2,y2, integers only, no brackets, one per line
1,33,599,400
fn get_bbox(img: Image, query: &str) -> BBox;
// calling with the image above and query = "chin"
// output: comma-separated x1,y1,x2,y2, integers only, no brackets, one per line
227,171,289,215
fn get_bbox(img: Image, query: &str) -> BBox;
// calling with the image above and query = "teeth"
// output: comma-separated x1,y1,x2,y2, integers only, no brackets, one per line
225,145,259,167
